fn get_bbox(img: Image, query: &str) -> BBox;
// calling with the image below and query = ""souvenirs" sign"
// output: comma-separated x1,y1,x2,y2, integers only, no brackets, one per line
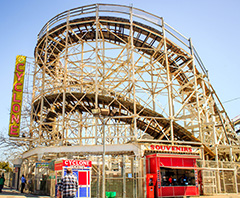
143,144,201,155
150,144,193,152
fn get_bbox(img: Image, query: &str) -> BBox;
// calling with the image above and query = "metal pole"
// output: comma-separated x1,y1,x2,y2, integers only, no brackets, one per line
123,155,126,198
102,117,106,198
133,156,137,198
97,157,100,198
143,156,147,198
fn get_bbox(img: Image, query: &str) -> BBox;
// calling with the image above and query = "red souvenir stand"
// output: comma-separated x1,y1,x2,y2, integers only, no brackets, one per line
55,159,92,198
146,144,200,197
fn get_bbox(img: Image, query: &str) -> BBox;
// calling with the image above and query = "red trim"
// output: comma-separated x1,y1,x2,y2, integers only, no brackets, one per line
159,186,199,197
146,153,200,159
159,166,197,169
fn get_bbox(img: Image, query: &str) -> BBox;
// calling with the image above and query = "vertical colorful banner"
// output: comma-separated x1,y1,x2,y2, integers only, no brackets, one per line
9,55,26,137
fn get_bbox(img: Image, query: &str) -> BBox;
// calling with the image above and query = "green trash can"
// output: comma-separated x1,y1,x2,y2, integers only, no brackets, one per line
106,191,116,198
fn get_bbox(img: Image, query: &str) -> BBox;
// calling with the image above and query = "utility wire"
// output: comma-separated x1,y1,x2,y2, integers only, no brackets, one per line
223,97,240,104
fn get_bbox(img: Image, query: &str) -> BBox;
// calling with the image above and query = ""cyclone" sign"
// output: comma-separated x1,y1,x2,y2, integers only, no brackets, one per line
9,55,26,137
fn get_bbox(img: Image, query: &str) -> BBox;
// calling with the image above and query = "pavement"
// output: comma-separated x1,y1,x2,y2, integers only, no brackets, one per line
0,186,239,198
0,186,51,198
188,196,240,198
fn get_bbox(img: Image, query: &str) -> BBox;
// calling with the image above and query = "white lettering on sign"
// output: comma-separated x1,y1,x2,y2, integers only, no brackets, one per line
63,160,92,167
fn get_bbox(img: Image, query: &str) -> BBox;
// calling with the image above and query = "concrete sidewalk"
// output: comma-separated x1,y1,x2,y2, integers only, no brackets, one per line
0,186,51,198
190,195,240,198
0,186,239,197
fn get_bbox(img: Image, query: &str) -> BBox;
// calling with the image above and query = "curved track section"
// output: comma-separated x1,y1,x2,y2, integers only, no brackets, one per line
33,92,215,156
31,4,239,161
36,16,192,88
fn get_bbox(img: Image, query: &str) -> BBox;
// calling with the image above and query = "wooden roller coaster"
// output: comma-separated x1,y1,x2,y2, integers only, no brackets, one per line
24,4,239,162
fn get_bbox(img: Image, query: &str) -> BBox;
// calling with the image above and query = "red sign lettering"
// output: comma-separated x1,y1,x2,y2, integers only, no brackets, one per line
16,73,24,81
11,114,20,124
13,93,21,103
149,144,193,153
14,83,22,92
12,104,21,113
63,160,92,167
10,125,19,135
16,63,24,72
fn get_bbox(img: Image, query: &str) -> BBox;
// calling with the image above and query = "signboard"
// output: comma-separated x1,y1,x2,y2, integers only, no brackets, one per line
9,55,26,137
36,162,49,168
143,144,200,155
63,160,92,167
55,160,92,171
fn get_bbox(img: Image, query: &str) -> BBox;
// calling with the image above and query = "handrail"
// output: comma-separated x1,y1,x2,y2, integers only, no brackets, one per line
192,46,208,78
37,4,183,45
38,4,97,39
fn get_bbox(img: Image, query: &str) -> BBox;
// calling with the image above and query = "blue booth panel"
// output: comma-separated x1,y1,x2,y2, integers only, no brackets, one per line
76,187,90,197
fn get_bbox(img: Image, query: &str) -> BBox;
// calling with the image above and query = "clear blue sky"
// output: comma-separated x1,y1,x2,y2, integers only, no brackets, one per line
1,0,240,137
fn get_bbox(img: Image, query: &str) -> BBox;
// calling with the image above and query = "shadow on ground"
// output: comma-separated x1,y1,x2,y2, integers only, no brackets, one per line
0,186,50,198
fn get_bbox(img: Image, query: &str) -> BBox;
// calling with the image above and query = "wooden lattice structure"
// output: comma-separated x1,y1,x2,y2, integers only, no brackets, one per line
16,4,240,196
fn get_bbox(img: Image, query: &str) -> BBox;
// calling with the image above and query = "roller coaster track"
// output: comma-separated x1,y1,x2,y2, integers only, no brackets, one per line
32,4,239,160
33,92,214,157
36,16,194,88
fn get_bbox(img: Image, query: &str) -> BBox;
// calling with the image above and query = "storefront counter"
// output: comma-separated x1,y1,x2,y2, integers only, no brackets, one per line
160,186,199,197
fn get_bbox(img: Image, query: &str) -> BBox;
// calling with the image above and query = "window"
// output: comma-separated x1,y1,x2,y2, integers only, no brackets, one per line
160,167,196,186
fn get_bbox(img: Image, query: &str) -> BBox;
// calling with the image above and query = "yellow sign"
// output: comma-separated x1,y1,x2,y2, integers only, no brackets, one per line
9,55,26,137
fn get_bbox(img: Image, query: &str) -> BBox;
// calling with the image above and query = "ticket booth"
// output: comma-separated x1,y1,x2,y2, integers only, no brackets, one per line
145,144,201,197
55,159,92,198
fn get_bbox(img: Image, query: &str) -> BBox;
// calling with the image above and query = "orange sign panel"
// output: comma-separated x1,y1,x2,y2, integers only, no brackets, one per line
9,55,26,137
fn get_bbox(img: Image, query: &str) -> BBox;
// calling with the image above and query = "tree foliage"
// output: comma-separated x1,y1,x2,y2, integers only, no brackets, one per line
0,130,27,162
0,161,12,172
